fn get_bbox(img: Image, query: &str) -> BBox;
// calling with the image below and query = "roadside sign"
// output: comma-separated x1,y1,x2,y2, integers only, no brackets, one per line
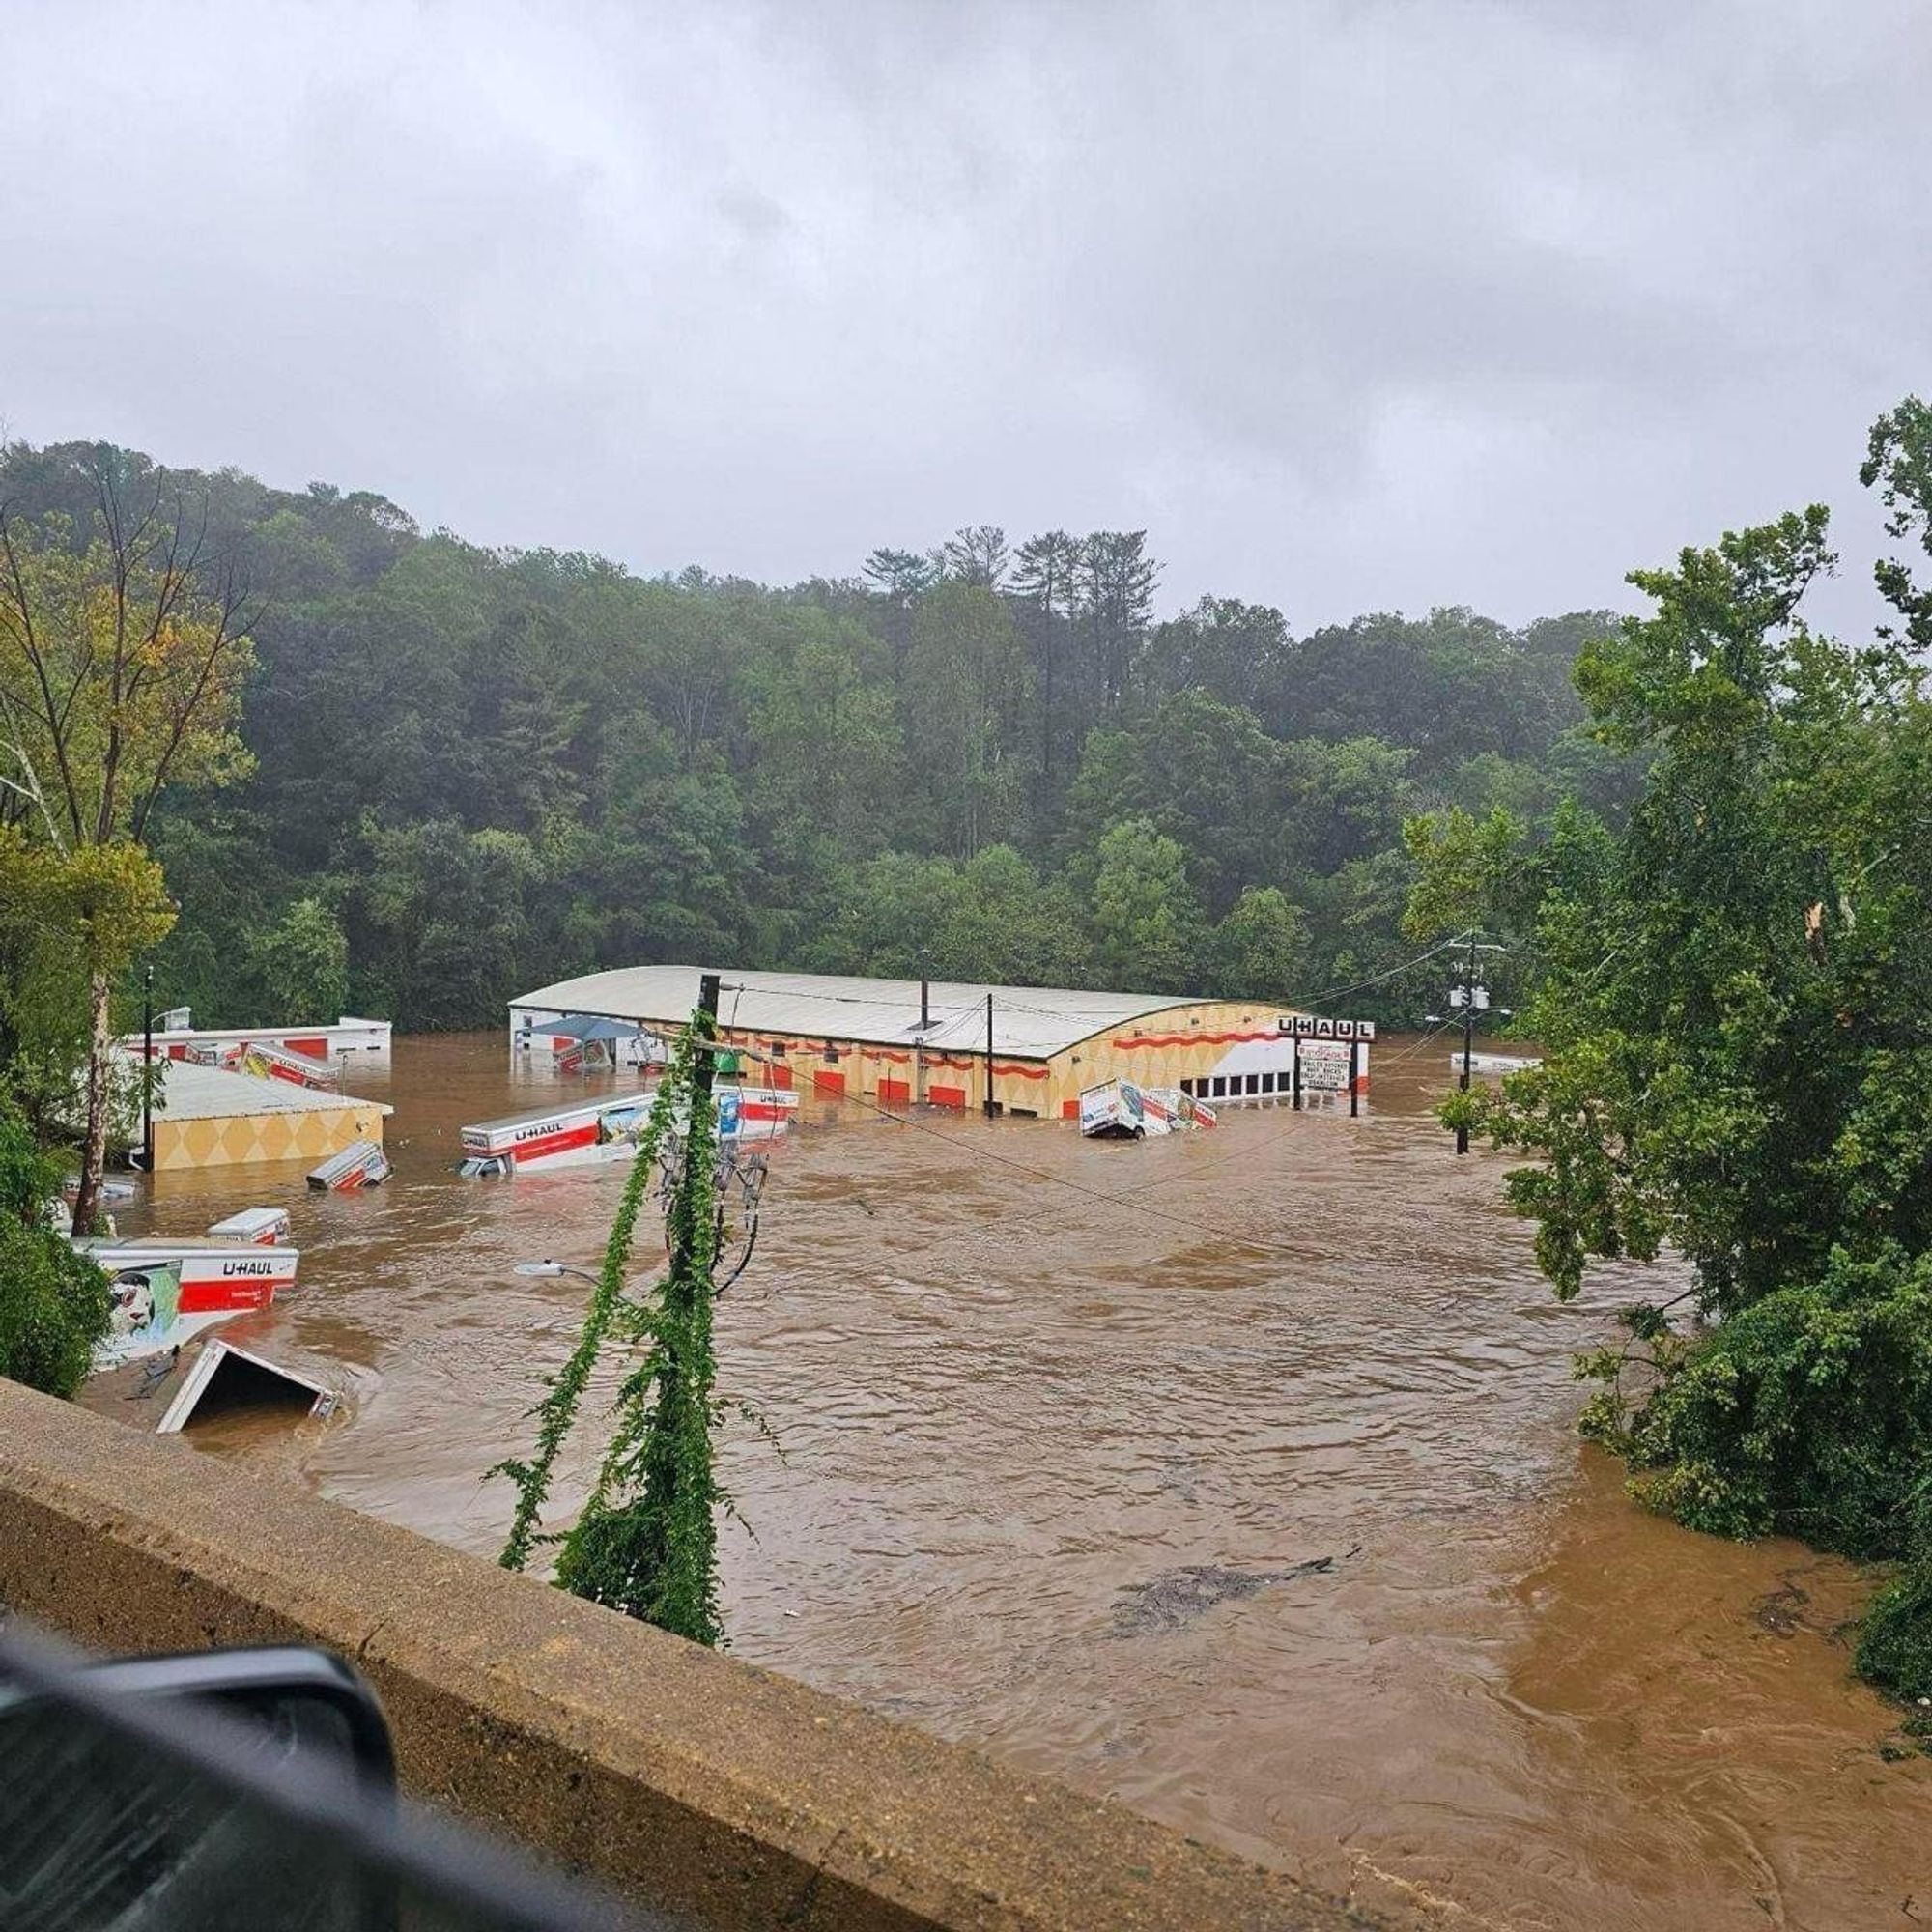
1297,1040,1352,1092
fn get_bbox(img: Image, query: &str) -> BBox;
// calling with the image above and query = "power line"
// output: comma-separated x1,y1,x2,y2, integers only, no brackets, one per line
1290,935,1472,1010
716,1036,1265,1247
834,1079,1282,1251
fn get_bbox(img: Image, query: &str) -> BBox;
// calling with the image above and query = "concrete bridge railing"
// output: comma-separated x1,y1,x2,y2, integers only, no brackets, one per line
0,1380,1389,1930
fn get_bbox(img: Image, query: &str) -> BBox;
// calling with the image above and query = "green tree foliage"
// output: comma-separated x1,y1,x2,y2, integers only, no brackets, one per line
1407,433,1932,1702
1858,1564,1932,1704
0,451,254,1227
1208,886,1310,1004
1065,693,1289,915
1140,595,1293,716
0,1094,109,1396
900,581,1031,857
1090,816,1200,992
0,437,1632,1037
252,896,350,1021
1861,394,1932,653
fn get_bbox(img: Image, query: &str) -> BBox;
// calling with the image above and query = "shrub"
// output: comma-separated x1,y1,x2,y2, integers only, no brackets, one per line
0,1218,110,1397
1595,1248,1932,1563
0,1096,109,1397
1856,1562,1932,1705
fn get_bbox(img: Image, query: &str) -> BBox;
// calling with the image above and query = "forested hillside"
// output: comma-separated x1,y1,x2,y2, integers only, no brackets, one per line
0,440,1637,1029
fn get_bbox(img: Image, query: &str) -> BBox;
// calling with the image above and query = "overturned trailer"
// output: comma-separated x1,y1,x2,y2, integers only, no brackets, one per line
456,1084,798,1178
307,1139,391,1191
1079,1080,1218,1139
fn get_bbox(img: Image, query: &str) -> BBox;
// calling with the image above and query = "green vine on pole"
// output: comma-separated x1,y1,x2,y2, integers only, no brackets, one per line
492,1022,697,1575
554,996,727,1644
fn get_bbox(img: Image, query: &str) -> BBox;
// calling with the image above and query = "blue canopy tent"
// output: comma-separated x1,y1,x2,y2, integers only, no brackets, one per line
537,1012,643,1072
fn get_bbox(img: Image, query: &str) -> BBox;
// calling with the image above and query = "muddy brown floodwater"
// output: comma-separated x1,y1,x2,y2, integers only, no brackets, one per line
88,1033,1931,1929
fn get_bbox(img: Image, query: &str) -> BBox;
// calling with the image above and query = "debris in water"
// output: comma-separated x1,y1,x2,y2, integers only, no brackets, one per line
1109,1548,1359,1636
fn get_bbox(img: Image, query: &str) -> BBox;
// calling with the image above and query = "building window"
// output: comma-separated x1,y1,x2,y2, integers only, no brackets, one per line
824,1041,840,1064
1210,1076,1227,1098
1260,1071,1275,1094
1245,1073,1261,1094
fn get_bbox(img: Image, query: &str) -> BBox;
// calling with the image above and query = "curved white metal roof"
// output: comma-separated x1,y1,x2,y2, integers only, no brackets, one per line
509,966,1215,1061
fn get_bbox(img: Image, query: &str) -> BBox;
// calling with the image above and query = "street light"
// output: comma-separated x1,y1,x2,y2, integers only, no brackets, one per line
512,1260,599,1283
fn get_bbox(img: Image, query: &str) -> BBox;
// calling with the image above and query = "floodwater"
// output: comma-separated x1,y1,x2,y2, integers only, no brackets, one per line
89,1034,1931,1930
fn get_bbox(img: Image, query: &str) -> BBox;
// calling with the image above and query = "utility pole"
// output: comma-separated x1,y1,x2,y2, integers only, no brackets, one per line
1457,929,1476,1154
668,972,723,1277
983,992,997,1117
1435,931,1506,1155
141,963,155,1173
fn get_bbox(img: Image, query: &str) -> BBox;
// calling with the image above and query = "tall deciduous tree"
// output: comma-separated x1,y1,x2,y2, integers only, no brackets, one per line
1090,815,1200,992
1861,394,1932,653
1139,595,1293,715
1209,885,1310,1003
0,452,255,1228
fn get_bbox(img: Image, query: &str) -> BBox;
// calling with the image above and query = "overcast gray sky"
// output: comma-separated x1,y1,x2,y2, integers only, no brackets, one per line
5,1,1928,632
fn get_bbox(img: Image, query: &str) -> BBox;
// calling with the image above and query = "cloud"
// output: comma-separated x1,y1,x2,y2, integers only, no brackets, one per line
3,0,1926,634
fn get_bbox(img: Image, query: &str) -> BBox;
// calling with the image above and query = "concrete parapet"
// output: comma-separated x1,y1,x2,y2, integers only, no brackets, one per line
0,1380,1384,1931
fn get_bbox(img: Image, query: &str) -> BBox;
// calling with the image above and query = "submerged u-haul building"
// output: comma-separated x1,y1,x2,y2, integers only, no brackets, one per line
508,967,1370,1119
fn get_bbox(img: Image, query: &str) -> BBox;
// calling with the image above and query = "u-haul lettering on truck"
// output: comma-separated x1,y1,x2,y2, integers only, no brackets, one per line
218,1257,278,1277
514,1119,566,1143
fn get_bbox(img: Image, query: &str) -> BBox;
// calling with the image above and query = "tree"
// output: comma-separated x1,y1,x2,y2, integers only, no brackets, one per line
861,546,938,602
900,582,1032,857
1209,886,1310,1003
940,525,1009,588
1139,596,1293,715
1089,816,1200,992
1064,692,1289,915
742,611,905,861
1010,528,1086,807
0,453,254,1229
1078,531,1159,710
348,817,550,1029
1282,734,1420,875
253,896,350,1020
1861,395,1932,653
1411,466,1932,1699
862,546,938,663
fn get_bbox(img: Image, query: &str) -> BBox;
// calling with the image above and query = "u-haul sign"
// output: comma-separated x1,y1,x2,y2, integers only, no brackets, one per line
1279,1015,1375,1040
